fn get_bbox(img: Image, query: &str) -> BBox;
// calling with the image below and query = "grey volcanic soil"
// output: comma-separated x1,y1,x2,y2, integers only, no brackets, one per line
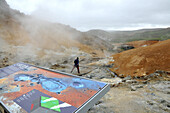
88,79,170,113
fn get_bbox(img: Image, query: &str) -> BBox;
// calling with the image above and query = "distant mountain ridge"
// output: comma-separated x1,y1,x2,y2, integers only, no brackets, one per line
86,27,170,43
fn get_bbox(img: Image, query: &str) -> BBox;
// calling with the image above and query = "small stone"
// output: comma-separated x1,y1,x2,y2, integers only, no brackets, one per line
160,100,166,103
148,101,154,105
136,76,141,79
110,72,118,77
99,76,105,79
143,81,148,84
131,86,136,91
135,85,144,88
144,75,149,80
118,74,125,78
86,75,93,79
139,76,145,80
148,74,154,78
150,103,154,105
155,70,165,74
154,73,160,76
101,78,122,87
122,79,126,82
123,76,131,81
126,80,138,84
95,100,103,105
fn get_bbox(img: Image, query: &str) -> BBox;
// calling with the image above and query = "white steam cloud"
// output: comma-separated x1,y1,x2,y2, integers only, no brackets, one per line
6,0,170,31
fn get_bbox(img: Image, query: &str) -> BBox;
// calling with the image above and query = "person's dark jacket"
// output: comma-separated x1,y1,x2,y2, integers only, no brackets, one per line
74,58,79,66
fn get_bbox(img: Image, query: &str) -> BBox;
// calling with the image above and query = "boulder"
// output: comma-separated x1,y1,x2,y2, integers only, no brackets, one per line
122,75,131,82
120,44,135,51
135,85,144,88
126,80,138,84
142,81,148,84
101,77,122,87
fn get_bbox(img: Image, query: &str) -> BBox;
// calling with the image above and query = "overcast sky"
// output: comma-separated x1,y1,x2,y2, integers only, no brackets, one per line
6,0,170,31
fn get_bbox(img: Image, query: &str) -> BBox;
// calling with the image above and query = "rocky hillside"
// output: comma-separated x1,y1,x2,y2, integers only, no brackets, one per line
86,29,114,41
0,0,113,67
110,39,170,77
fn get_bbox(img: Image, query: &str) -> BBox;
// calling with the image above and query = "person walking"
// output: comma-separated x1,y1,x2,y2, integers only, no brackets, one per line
71,57,80,74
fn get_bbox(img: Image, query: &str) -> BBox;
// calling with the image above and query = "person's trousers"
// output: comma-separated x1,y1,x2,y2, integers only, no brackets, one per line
76,65,80,73
71,65,80,73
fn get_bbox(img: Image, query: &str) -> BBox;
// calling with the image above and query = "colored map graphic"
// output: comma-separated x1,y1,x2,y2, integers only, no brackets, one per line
41,96,61,112
13,89,76,113
13,89,51,113
0,63,107,113
0,63,30,78
41,96,73,112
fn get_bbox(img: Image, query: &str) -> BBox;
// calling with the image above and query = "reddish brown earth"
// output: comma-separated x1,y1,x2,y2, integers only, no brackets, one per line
126,40,159,48
110,39,170,77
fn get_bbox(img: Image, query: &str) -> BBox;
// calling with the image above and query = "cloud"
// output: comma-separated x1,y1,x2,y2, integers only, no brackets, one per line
6,0,170,31
6,0,43,14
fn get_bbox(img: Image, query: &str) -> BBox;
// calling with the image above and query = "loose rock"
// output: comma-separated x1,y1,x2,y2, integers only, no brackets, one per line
101,77,122,87
131,86,137,91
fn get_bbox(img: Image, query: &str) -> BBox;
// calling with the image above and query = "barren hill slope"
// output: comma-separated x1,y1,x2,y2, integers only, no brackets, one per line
0,0,113,66
111,39,170,77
